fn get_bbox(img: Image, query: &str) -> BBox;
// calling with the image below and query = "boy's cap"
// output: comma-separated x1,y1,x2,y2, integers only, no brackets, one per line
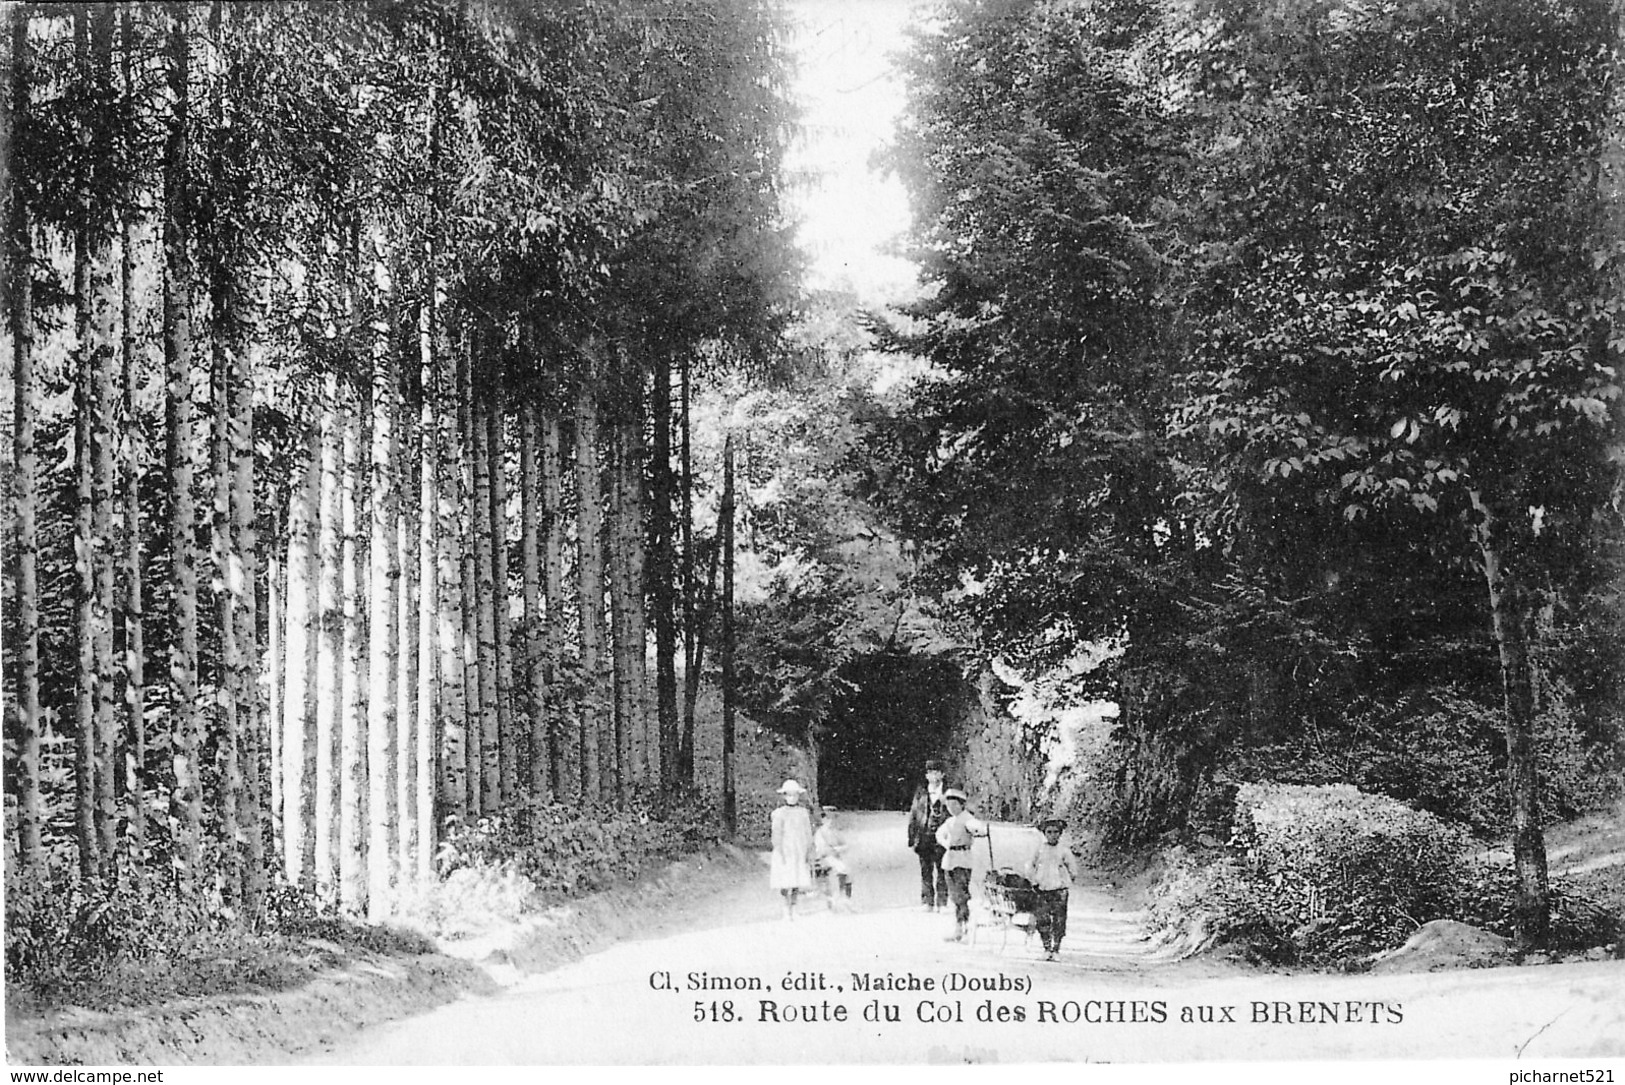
943,787,967,803
1036,816,1067,832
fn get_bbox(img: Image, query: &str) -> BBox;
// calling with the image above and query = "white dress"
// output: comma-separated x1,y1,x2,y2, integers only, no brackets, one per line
770,804,815,890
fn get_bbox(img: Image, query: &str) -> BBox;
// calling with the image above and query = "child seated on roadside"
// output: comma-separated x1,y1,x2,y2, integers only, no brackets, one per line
813,805,853,910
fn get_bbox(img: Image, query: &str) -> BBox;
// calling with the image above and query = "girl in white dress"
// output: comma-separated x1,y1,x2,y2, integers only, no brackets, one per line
770,779,815,920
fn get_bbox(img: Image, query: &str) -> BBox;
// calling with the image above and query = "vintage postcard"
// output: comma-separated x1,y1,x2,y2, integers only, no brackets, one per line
3,0,1622,1080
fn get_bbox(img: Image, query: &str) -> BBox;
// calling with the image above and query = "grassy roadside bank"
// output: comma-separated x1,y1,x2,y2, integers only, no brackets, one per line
5,844,761,1066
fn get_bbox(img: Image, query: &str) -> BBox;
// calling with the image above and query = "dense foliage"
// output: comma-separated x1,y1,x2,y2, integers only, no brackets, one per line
880,0,1624,944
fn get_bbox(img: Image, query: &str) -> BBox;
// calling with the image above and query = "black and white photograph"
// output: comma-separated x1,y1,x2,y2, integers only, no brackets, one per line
2,0,1623,1077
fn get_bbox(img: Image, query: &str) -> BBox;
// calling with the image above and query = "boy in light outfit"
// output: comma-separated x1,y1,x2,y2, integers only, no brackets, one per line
1025,816,1078,960
934,788,987,942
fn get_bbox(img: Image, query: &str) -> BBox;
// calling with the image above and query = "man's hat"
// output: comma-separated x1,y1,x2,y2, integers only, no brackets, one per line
943,787,968,803
778,779,806,795
923,759,946,774
1036,816,1067,832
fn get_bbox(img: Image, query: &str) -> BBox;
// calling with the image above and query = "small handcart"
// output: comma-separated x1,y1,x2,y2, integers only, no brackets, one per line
968,832,1038,951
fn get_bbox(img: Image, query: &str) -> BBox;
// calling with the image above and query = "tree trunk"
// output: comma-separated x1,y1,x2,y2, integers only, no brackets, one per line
626,403,652,790
210,276,242,907
212,247,261,913
682,524,721,777
281,432,320,888
339,382,366,914
268,508,283,846
458,339,484,814
207,1,264,911
118,5,146,876
414,290,439,880
225,267,264,918
397,401,420,881
74,128,99,884
575,372,605,803
488,372,516,806
90,4,119,883
1603,1,1624,443
721,437,736,835
366,227,400,919
7,3,44,871
416,95,442,876
72,6,118,883
164,0,204,890
520,396,549,801
1476,510,1551,947
472,361,501,813
435,299,467,820
542,410,566,799
315,373,345,901
650,353,678,803
1604,1,1625,252
678,352,696,786
607,412,630,803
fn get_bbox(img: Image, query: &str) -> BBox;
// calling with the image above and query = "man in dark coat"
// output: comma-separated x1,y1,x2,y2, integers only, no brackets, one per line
906,759,950,910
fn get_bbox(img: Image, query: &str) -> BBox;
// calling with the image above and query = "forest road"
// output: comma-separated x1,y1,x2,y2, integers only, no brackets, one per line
309,811,1625,1064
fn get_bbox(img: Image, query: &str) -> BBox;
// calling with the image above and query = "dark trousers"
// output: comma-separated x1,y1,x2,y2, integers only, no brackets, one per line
1034,887,1069,951
917,847,947,907
946,866,973,924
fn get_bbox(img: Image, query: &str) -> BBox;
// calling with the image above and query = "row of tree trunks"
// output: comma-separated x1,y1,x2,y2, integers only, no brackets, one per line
12,7,709,888
3,4,710,889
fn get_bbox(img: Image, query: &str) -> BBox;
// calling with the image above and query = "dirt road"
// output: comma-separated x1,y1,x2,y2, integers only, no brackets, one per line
310,811,1625,1064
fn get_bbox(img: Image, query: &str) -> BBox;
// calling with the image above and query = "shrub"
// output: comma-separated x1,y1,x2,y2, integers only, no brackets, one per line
1146,847,1299,965
435,794,722,903
5,859,220,1001
6,852,440,1012
1230,783,1472,961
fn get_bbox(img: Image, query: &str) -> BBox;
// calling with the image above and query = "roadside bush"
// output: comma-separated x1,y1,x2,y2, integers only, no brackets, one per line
435,794,722,902
1146,786,1476,968
1145,847,1299,965
5,858,218,1000
1230,783,1472,961
6,848,440,1013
